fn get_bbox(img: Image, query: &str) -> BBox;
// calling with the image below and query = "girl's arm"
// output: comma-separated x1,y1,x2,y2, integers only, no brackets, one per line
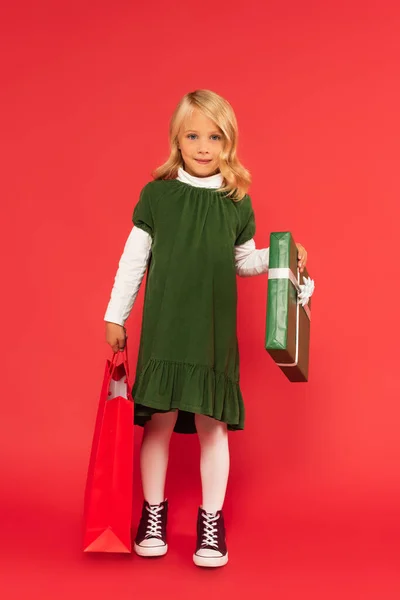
235,238,269,277
104,226,152,326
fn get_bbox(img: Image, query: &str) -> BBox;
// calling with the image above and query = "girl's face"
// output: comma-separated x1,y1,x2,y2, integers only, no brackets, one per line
177,108,224,177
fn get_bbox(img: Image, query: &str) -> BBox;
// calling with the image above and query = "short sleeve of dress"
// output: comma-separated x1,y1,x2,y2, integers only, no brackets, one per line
132,183,154,238
235,194,256,246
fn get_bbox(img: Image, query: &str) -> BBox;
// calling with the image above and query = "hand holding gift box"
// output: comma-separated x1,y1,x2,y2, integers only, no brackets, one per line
265,232,315,382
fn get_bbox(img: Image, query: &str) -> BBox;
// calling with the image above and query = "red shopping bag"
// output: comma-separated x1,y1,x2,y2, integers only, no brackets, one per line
83,346,134,552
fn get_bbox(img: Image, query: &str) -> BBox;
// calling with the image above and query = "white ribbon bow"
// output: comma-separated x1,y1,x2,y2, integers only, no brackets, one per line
297,276,315,307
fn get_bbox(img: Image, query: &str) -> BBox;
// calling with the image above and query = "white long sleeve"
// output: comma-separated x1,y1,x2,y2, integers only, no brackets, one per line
104,226,152,326
235,238,269,277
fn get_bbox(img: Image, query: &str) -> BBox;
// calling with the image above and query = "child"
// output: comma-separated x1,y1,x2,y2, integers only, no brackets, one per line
104,89,308,567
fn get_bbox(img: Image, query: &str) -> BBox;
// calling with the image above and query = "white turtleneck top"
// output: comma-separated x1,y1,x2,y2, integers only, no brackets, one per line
104,167,270,326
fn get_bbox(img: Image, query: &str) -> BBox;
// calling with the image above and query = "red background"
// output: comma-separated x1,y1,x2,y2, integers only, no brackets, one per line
1,1,399,598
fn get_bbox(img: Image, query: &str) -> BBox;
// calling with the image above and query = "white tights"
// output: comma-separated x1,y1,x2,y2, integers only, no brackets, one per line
140,411,230,513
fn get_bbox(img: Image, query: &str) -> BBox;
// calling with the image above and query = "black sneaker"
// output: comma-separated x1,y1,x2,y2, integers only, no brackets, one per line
193,507,228,567
134,500,168,557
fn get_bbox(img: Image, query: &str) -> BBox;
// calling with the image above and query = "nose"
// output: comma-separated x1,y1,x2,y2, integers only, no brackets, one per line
197,138,211,155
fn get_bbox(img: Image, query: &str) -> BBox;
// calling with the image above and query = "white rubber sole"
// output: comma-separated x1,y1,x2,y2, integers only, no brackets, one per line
134,542,168,557
193,552,229,568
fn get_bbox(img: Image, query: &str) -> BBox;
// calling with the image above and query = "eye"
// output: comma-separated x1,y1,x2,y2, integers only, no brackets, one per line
211,135,222,141
187,134,197,140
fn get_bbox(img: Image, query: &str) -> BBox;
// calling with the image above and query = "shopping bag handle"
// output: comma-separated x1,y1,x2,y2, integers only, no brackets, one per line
108,339,130,380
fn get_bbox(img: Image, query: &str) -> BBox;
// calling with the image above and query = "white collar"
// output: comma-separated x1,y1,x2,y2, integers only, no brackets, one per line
177,166,223,189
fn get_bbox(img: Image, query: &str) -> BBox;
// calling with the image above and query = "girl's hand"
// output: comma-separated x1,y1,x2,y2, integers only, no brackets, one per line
296,243,308,273
105,322,126,353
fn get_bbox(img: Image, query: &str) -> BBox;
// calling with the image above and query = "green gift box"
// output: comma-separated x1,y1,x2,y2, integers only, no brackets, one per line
265,232,314,382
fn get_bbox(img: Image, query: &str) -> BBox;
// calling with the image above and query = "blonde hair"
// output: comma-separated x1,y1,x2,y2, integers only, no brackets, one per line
152,89,251,201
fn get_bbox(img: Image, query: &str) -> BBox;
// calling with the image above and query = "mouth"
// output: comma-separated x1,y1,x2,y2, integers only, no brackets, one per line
194,159,212,165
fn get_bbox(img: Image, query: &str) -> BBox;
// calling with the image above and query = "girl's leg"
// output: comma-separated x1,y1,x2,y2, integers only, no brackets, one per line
140,410,178,504
195,414,230,513
134,411,178,558
193,414,230,567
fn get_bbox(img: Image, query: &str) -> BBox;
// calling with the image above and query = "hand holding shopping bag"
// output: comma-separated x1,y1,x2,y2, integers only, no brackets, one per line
83,345,134,552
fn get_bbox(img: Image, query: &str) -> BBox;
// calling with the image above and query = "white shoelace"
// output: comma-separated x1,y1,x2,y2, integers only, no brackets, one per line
145,504,163,539
201,512,220,548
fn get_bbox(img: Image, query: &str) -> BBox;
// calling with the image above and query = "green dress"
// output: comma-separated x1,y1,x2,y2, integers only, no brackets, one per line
131,178,256,434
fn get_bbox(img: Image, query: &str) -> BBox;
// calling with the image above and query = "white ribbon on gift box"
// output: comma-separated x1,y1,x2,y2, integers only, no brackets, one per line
268,268,314,367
